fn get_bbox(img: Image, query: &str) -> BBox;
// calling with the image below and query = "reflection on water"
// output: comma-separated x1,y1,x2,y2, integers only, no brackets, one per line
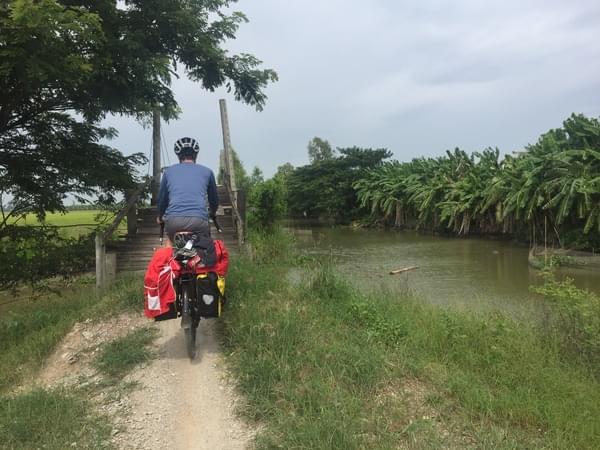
290,226,600,319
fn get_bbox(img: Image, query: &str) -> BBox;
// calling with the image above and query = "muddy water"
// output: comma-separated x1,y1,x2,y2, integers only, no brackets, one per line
290,226,600,319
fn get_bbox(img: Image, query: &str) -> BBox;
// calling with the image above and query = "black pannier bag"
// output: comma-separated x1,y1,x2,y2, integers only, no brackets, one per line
195,272,223,318
173,233,217,267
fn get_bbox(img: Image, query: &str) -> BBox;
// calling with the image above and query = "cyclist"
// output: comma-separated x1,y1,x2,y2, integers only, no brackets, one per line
156,137,219,242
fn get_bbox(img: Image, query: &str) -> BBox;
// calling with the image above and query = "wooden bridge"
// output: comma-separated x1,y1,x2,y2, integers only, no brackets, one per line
95,100,244,286
112,186,241,273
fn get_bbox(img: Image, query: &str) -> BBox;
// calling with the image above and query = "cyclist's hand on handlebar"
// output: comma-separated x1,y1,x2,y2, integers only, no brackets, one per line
210,214,223,233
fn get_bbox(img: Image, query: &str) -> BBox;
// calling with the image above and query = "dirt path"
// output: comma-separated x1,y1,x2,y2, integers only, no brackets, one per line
114,318,255,450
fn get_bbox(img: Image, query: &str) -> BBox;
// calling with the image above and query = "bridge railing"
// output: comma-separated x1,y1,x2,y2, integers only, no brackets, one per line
95,178,152,289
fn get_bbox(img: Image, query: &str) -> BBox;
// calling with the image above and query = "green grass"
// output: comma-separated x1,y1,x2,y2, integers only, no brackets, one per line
15,210,122,237
94,327,158,379
21,210,105,227
0,275,143,393
220,239,600,449
0,388,112,450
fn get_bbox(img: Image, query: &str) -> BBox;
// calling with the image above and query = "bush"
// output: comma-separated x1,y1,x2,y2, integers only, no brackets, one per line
247,179,286,231
0,225,94,290
532,273,600,372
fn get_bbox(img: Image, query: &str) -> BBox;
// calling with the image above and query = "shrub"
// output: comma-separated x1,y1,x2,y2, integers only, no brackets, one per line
0,225,94,290
247,179,286,231
532,273,600,372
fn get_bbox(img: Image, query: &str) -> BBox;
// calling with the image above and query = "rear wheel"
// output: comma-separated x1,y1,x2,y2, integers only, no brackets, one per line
184,326,197,360
181,285,197,359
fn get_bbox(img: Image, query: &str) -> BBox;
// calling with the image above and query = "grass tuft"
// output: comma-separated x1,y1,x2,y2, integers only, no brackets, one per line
93,327,158,379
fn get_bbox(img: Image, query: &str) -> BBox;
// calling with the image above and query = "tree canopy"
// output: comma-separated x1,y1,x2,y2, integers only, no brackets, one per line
307,137,334,163
0,0,277,225
355,114,600,247
287,146,392,222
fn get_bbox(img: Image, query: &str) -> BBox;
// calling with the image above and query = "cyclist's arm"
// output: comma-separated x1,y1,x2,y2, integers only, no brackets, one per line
157,173,169,220
207,171,219,214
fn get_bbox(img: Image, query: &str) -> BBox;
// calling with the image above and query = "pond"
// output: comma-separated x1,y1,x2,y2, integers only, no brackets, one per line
290,226,600,319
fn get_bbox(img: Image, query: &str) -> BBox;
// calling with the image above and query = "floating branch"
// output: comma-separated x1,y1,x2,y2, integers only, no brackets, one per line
389,266,419,275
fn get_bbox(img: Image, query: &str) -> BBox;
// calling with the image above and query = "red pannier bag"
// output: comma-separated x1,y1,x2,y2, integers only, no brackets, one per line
143,247,176,319
143,239,229,319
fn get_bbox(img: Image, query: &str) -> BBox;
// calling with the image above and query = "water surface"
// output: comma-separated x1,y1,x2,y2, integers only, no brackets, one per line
290,226,600,319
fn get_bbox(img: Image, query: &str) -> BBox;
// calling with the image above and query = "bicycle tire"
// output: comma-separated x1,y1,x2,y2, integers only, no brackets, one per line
184,326,197,360
182,286,197,359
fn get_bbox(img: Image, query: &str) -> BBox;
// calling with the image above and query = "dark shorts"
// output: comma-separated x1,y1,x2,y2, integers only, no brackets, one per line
164,216,210,240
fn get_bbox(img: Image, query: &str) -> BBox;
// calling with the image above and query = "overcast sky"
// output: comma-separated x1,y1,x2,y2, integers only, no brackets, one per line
104,0,600,177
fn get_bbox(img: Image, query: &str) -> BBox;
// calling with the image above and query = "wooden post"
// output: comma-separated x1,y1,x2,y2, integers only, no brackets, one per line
105,253,117,284
219,100,237,194
125,189,137,236
95,233,106,290
219,99,244,247
151,105,161,205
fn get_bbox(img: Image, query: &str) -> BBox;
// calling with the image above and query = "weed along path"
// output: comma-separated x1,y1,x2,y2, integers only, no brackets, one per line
119,318,254,450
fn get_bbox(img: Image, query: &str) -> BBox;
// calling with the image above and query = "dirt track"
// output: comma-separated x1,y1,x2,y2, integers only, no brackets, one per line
117,318,254,450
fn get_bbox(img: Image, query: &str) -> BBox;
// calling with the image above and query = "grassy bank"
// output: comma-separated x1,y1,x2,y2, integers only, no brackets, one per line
221,232,600,449
0,276,152,449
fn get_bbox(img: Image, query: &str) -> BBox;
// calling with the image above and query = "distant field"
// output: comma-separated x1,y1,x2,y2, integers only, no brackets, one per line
17,210,121,238
21,210,104,226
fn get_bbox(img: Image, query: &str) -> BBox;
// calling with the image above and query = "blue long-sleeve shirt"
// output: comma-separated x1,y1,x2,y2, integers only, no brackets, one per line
157,163,219,220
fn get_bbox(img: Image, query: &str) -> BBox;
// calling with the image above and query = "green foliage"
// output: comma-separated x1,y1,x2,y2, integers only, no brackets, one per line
93,327,158,379
350,300,407,345
274,162,295,182
0,225,94,290
532,274,600,371
1,0,277,225
287,146,392,222
247,228,295,265
354,114,600,246
247,178,286,231
0,388,112,450
218,147,252,194
249,166,265,188
307,136,334,163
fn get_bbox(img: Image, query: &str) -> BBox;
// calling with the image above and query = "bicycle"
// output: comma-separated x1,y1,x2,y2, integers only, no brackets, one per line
160,218,224,359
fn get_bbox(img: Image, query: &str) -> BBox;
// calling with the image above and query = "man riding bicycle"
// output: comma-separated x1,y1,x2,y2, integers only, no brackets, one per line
156,137,219,242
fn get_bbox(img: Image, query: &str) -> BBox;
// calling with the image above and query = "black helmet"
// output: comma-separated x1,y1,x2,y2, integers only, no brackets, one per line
174,137,200,160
